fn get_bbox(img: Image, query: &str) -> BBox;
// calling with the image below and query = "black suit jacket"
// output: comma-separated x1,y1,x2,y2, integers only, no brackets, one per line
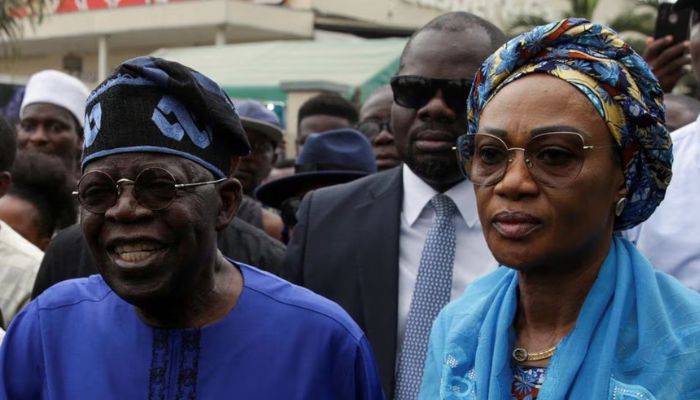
284,167,403,398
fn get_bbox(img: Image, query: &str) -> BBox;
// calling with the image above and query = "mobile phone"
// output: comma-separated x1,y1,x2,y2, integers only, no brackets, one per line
654,3,691,45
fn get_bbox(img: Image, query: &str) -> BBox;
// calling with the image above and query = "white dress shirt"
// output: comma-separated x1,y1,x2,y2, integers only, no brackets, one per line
625,115,700,291
397,165,497,347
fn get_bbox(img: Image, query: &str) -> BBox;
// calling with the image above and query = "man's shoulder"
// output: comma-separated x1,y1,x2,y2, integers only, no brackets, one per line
238,263,366,341
306,167,402,209
0,221,43,263
670,119,700,147
228,218,285,252
33,275,114,311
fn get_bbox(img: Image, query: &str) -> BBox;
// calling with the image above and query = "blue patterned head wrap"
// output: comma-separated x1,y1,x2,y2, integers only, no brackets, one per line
82,56,250,178
467,18,672,230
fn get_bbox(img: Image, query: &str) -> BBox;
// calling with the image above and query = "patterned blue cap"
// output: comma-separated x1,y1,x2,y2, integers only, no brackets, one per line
82,56,250,178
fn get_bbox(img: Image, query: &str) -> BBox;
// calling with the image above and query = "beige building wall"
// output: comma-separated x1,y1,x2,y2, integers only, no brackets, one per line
1,0,314,82
311,0,572,30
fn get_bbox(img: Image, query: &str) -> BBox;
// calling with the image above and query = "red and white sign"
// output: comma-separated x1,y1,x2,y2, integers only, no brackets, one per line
50,0,189,13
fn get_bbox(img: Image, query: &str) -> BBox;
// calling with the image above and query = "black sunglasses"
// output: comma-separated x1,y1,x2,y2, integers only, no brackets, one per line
390,75,471,112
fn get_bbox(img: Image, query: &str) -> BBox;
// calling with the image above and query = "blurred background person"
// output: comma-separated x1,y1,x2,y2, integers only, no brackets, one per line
17,70,89,183
422,18,700,399
232,100,284,241
0,118,43,328
296,92,358,151
627,0,700,292
664,92,700,131
0,152,76,250
256,128,376,243
356,85,401,171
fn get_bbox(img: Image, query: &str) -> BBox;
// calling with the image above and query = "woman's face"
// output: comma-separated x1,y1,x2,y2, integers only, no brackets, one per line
475,74,625,273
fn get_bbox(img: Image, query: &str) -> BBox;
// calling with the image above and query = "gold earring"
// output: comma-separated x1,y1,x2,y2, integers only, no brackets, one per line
615,197,628,217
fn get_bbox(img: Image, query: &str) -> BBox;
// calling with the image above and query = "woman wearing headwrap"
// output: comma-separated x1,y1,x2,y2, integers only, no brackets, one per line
420,18,700,399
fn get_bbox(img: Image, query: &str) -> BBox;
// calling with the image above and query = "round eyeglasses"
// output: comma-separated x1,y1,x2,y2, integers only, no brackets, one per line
356,118,391,140
455,132,618,188
74,167,226,214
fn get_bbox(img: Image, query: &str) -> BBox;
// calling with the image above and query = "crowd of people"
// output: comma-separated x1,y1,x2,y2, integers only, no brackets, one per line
0,2,699,399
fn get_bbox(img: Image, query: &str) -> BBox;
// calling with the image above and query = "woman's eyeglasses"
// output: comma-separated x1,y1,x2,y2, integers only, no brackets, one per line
74,167,225,214
390,75,471,112
456,132,618,188
356,118,391,140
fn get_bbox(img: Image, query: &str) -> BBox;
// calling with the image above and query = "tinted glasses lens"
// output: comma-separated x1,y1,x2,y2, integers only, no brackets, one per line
526,133,586,187
391,76,435,109
134,168,177,211
441,80,470,112
77,171,118,213
470,133,509,186
356,120,382,139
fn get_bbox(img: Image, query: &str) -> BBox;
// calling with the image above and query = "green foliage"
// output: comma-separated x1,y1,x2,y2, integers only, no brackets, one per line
609,12,656,36
570,0,599,19
1,0,45,44
507,0,659,38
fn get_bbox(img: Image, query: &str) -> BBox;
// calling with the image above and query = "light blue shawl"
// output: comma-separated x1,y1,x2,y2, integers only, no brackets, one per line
420,238,700,399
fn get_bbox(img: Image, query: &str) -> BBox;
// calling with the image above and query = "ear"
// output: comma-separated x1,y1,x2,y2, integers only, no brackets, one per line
0,172,11,197
215,177,241,231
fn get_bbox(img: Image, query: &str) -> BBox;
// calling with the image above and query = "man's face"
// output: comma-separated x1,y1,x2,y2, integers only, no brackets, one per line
297,114,352,150
18,103,82,173
391,28,493,191
80,152,230,307
0,195,49,250
235,129,277,196
358,87,400,171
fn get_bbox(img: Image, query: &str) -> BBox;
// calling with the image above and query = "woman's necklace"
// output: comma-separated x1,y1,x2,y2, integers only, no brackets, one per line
512,345,557,363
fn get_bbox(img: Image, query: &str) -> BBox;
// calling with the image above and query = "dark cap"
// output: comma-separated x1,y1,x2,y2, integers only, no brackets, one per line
234,100,283,145
255,128,376,209
82,56,250,178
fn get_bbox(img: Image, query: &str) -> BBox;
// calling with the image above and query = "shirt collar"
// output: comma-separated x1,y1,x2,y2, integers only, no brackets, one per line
401,164,480,228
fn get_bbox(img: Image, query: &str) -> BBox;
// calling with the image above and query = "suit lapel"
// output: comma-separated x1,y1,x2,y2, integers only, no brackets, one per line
355,167,403,397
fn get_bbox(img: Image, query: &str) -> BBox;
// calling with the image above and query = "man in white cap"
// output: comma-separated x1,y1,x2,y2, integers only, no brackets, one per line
18,70,90,181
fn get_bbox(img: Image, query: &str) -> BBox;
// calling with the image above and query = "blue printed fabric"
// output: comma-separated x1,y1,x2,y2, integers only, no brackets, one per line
512,366,545,400
420,238,700,399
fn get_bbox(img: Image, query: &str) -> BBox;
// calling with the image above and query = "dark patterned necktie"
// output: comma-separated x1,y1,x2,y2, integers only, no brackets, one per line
395,194,457,399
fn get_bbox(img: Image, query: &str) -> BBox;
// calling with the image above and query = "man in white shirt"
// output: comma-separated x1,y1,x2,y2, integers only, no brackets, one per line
0,118,43,326
627,0,700,291
283,12,505,397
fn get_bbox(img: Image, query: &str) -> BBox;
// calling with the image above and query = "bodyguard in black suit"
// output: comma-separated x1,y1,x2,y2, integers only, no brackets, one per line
284,12,506,398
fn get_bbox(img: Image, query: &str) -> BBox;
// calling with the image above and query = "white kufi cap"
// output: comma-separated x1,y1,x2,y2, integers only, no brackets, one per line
20,70,90,127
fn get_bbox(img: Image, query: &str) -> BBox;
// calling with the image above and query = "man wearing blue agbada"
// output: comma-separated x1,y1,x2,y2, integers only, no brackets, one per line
420,18,700,399
0,57,384,399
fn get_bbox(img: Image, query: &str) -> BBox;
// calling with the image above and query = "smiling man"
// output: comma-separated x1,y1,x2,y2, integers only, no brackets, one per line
284,12,504,398
0,57,382,399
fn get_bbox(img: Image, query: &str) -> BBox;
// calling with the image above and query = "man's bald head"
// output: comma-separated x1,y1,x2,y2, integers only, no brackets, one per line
399,11,506,72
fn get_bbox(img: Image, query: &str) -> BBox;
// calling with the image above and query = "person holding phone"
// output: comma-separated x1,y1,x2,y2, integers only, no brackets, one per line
627,0,700,292
644,2,693,93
